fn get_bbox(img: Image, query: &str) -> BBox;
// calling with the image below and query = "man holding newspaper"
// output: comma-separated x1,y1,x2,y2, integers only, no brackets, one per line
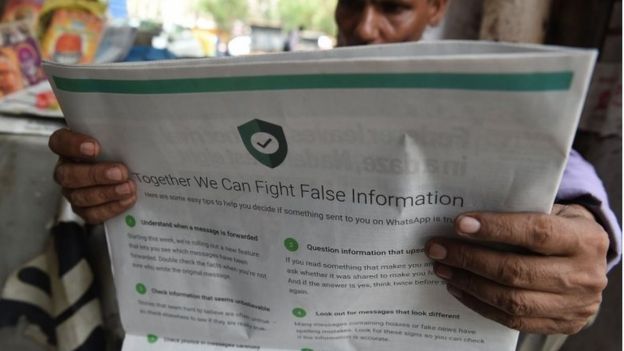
48,0,620,346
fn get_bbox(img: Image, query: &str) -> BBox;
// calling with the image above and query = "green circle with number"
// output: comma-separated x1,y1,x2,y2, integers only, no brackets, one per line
147,334,158,343
292,307,306,318
136,283,147,295
125,215,136,228
284,238,299,252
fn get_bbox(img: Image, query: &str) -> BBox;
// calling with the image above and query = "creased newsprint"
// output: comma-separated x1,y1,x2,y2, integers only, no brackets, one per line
45,41,596,351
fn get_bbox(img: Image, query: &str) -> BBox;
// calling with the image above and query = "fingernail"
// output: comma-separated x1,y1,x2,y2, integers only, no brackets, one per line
106,168,123,181
427,243,447,260
447,285,462,299
435,265,453,279
80,142,96,156
115,183,131,195
458,216,480,235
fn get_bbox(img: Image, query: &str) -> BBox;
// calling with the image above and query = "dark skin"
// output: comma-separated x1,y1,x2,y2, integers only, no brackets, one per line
48,0,610,335
335,0,447,45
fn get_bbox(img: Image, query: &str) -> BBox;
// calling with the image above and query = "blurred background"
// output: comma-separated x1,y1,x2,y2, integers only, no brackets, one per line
0,1,620,351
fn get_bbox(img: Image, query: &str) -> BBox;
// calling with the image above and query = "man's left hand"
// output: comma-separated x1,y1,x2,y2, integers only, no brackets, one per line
425,204,609,334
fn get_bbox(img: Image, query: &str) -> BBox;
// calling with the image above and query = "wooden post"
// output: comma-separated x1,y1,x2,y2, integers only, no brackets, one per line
480,0,553,43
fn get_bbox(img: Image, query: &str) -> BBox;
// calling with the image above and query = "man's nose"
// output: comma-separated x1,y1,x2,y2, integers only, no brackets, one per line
353,6,382,44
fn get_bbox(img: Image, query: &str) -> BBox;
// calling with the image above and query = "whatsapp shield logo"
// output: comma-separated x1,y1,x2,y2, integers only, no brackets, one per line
238,119,288,168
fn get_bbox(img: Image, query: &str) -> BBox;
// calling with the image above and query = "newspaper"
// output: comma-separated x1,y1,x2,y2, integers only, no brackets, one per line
44,41,596,351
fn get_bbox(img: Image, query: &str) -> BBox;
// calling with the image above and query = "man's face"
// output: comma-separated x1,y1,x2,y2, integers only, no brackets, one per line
335,0,448,46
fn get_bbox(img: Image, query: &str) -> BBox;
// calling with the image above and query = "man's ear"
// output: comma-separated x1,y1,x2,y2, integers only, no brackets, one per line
427,0,449,27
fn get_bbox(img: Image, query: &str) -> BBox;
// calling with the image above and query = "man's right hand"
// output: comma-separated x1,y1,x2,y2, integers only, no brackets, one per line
49,128,137,224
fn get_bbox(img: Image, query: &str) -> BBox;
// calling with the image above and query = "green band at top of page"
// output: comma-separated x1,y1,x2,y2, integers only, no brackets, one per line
52,72,573,94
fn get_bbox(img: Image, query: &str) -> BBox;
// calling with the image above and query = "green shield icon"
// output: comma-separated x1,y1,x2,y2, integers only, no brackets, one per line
238,119,288,168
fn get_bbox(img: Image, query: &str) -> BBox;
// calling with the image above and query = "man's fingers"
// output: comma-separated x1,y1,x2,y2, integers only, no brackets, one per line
426,239,578,292
71,195,137,224
48,128,138,224
446,285,590,335
55,161,129,189
434,263,600,319
63,181,136,207
454,212,581,255
49,128,101,160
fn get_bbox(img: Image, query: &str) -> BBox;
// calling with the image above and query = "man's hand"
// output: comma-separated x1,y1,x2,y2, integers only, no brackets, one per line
426,204,609,335
49,128,137,224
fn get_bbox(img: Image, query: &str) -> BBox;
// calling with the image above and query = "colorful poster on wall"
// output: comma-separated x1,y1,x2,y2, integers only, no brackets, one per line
1,0,45,22
40,8,104,64
0,19,45,98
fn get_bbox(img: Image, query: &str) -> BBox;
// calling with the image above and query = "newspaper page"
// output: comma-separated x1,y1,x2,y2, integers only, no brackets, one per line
44,41,596,351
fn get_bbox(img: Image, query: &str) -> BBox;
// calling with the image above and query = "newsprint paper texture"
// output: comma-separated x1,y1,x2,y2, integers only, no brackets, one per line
45,41,596,351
